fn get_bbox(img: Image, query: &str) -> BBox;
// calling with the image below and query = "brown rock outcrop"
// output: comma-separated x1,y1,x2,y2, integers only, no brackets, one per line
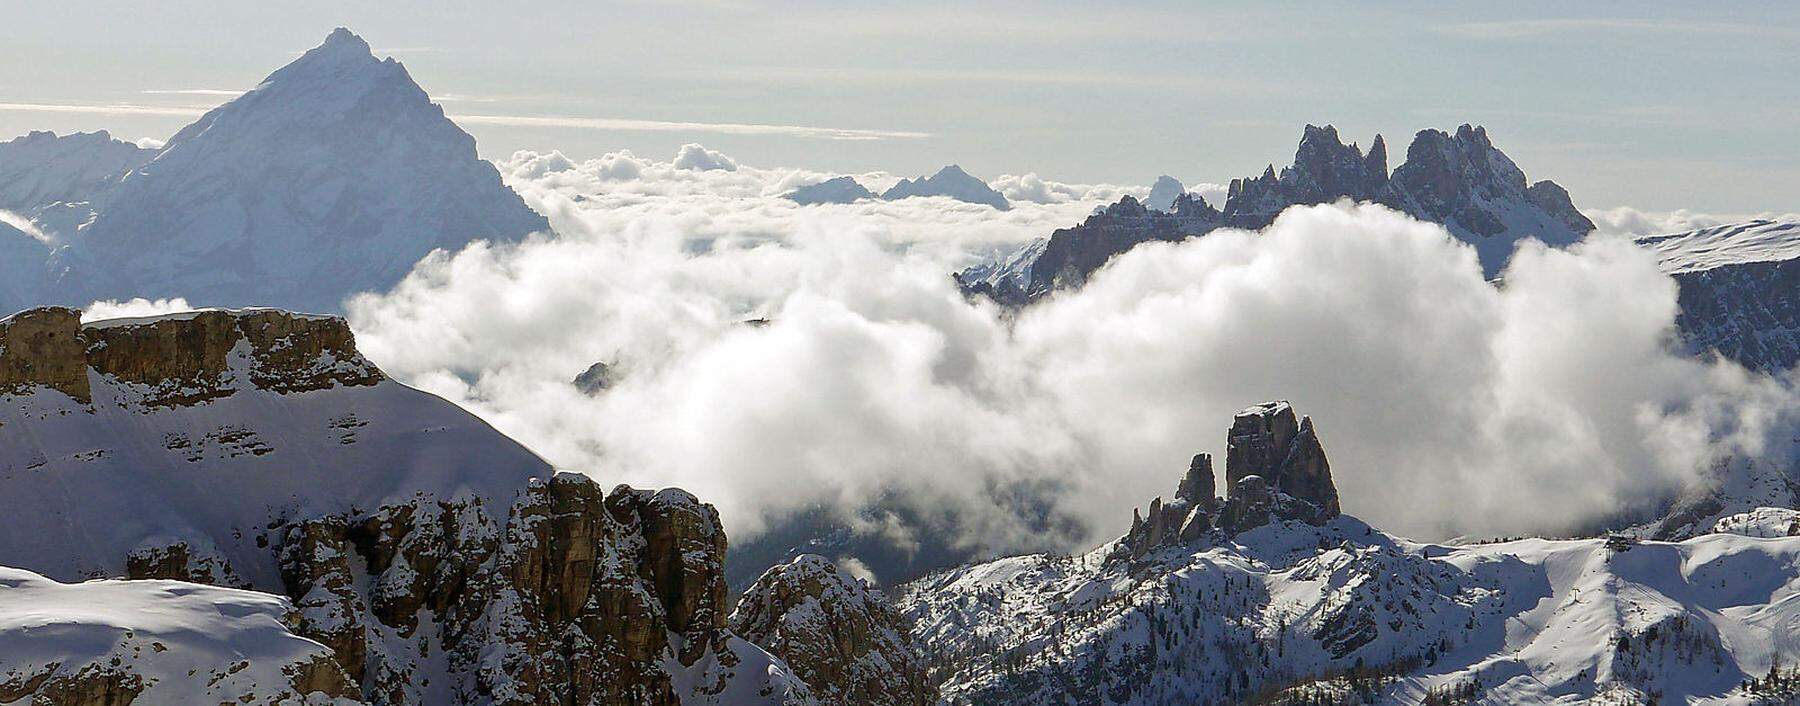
1224,401,1340,522
0,307,90,402
731,555,936,706
0,306,381,408
251,474,774,706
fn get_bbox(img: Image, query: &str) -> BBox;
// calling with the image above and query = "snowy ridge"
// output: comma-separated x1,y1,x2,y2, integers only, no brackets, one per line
0,129,152,214
881,165,1011,210
1635,219,1800,373
0,566,361,704
1636,219,1800,275
905,508,1800,704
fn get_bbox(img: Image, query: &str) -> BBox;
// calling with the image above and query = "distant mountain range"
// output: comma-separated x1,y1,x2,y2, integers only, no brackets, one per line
958,124,1595,305
0,28,546,314
787,164,1010,210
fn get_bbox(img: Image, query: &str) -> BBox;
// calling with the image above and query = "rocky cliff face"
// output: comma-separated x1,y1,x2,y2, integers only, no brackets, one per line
1224,125,1387,228
1379,125,1593,276
731,555,935,706
263,476,812,706
0,306,824,705
961,123,1594,303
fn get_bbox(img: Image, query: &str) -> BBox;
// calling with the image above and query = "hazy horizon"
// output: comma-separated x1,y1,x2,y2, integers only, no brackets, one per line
4,2,1798,215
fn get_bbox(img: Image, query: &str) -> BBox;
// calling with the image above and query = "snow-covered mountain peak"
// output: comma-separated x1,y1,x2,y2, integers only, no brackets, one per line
0,129,153,214
1145,174,1184,212
165,28,427,152
282,26,380,73
50,27,548,313
881,164,1010,210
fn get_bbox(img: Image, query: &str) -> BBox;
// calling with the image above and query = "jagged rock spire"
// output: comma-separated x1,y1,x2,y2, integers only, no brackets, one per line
1117,401,1341,560
1224,401,1339,520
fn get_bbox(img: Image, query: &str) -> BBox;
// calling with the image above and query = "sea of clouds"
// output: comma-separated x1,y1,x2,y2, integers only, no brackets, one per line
318,145,1799,553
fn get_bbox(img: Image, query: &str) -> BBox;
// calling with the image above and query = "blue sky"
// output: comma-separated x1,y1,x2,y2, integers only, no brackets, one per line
4,1,1797,212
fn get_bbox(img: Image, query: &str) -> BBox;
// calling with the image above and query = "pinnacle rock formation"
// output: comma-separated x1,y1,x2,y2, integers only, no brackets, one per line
1119,400,1341,560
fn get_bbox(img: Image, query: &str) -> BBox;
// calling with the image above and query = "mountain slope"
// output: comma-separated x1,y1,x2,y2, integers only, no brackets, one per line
900,402,1800,705
54,28,546,313
1638,219,1800,374
0,306,816,706
731,555,936,706
0,566,363,705
0,129,153,214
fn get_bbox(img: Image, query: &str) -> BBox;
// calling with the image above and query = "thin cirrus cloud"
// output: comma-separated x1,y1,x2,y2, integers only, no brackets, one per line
0,102,209,117
138,89,242,96
452,113,931,141
0,101,930,141
1435,18,1800,40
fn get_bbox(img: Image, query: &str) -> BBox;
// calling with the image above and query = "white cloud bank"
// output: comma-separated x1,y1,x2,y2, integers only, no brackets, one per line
347,145,1799,553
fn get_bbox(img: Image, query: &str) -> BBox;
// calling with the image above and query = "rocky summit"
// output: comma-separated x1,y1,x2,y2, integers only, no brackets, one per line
963,123,1595,303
